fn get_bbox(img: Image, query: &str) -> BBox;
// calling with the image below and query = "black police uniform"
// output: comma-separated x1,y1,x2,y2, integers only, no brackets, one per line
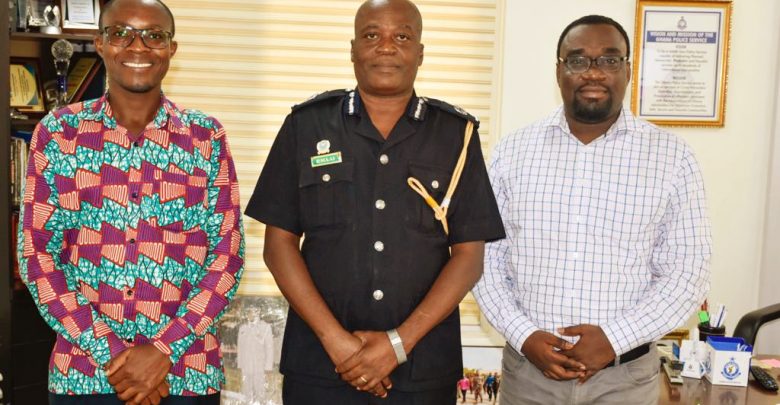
244,89,505,402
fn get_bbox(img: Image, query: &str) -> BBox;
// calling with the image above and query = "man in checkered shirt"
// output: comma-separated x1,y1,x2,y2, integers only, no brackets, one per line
473,15,711,404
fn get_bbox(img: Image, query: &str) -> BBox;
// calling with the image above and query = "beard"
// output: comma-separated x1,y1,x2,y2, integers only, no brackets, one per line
123,82,157,94
571,94,613,123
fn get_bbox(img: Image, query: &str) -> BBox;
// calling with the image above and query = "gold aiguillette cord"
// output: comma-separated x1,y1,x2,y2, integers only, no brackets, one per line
407,120,474,235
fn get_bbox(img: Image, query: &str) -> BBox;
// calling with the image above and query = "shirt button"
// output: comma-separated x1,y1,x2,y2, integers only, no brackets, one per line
131,192,139,199
129,238,136,244
322,174,331,182
431,180,440,189
379,154,389,165
126,289,133,297
133,141,140,147
375,199,386,210
126,337,133,343
373,290,384,301
374,241,384,252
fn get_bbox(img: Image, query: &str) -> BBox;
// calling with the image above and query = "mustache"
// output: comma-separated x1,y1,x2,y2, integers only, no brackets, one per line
577,83,610,93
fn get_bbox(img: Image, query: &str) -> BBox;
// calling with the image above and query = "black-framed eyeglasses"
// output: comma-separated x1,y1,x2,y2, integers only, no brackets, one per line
557,55,629,74
101,25,173,49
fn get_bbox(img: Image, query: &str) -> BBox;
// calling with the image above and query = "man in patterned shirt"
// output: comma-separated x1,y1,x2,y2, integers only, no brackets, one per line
473,15,711,404
17,0,244,404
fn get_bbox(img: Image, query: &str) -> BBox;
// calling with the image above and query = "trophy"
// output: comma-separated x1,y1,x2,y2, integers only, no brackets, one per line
25,2,46,28
51,39,74,110
40,5,62,34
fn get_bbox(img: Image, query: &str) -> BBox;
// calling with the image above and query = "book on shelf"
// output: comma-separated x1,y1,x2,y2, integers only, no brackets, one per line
10,132,31,208
11,211,24,291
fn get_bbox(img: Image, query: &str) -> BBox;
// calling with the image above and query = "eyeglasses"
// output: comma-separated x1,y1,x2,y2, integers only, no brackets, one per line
557,55,629,74
101,25,173,49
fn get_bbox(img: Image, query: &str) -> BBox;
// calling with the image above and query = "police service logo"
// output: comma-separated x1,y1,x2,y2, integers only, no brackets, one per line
316,140,331,155
677,16,687,30
721,357,741,380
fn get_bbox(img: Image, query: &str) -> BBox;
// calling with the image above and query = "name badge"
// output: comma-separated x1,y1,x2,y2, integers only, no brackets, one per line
311,152,343,167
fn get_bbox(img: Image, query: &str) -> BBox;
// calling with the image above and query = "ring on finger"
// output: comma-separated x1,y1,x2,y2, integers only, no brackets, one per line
359,376,368,385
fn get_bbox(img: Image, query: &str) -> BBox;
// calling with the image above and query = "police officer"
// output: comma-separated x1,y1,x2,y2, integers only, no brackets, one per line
244,0,504,403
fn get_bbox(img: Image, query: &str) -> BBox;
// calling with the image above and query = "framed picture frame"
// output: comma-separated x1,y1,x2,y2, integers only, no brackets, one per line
10,58,46,113
66,55,102,102
630,0,732,127
57,0,103,33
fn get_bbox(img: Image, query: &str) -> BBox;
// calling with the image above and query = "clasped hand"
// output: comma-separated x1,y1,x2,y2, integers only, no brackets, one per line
106,344,172,405
521,324,616,384
331,331,399,398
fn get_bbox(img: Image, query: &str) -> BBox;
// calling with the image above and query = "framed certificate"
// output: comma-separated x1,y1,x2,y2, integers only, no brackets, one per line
57,0,103,32
10,58,46,113
631,0,732,127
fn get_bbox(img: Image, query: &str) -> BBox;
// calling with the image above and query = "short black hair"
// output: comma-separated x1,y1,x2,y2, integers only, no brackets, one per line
99,0,176,36
556,15,630,59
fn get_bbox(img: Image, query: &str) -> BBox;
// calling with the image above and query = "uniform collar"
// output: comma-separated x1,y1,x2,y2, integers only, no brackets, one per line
344,88,428,121
91,92,186,132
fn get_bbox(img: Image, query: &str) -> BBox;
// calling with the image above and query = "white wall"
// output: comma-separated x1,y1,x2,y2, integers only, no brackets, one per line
756,11,780,354
498,0,780,351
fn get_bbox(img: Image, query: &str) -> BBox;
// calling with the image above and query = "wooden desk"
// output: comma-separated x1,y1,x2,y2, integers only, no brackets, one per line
659,356,780,405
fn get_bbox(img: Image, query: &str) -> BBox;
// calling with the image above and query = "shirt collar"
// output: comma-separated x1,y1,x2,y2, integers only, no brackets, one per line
91,92,185,132
546,105,639,140
343,88,428,121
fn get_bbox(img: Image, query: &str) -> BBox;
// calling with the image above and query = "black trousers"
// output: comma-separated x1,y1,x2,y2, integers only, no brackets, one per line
283,377,456,405
49,393,220,405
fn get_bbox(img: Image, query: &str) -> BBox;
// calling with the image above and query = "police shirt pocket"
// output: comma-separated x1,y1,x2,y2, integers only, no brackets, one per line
298,161,354,230
406,162,451,234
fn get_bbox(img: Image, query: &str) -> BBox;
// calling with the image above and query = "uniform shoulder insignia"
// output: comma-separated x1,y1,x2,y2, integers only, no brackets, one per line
425,98,480,124
292,89,351,111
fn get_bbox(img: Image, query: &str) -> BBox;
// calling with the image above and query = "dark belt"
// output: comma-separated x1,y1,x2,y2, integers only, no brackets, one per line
605,343,651,367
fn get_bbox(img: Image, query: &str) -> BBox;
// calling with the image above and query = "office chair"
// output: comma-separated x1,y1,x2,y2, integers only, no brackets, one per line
732,303,780,346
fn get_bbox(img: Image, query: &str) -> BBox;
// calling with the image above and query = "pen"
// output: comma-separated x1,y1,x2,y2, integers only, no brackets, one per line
712,304,725,328
716,309,728,328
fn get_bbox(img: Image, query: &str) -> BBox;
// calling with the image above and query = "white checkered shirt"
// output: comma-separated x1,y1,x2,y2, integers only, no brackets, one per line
473,107,712,356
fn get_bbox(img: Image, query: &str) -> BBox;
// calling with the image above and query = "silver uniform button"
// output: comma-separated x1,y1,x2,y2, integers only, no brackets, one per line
374,241,384,252
375,199,386,210
431,180,440,189
322,174,331,182
379,154,389,165
373,290,384,301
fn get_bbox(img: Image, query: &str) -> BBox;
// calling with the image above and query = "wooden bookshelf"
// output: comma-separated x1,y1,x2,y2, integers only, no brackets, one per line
1,22,102,405
10,31,97,41
1,2,13,402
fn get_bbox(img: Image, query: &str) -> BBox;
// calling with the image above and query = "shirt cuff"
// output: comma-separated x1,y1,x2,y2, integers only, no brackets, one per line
76,320,131,367
504,317,539,354
151,318,197,366
601,320,638,357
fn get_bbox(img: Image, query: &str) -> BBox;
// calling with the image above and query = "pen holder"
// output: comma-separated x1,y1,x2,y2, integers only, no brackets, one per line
698,323,725,342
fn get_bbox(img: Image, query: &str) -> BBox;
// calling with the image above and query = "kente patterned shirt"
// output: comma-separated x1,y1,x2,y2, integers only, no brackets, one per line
17,94,245,395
